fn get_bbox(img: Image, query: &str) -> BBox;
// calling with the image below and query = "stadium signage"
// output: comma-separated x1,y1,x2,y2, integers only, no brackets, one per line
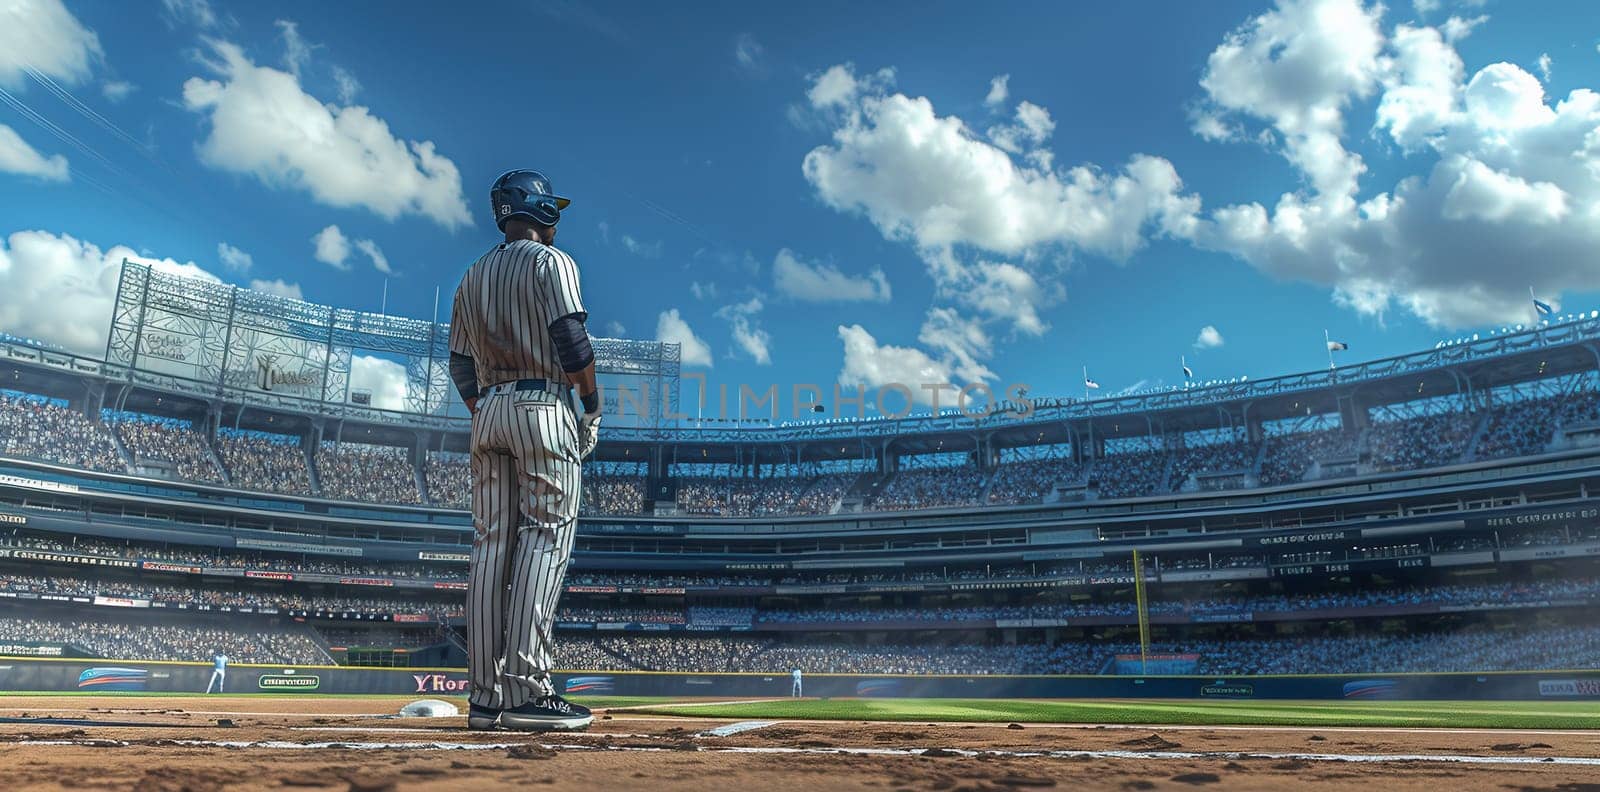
237,538,361,557
432,582,467,591
0,643,65,657
142,562,201,574
248,355,320,393
1258,531,1348,545
1538,679,1600,697
140,333,191,363
244,570,294,581
0,474,78,493
1482,507,1599,529
92,595,150,608
0,513,25,525
257,672,321,691
412,673,469,694
339,577,394,587
1200,683,1254,698
418,552,469,562
0,549,137,569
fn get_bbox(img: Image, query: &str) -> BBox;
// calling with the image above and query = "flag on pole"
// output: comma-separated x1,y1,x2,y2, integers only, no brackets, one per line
1326,339,1349,352
1181,356,1193,380
1085,376,1101,389
1533,298,1554,318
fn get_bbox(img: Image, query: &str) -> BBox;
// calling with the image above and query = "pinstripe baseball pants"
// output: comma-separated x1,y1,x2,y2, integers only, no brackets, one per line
466,388,582,710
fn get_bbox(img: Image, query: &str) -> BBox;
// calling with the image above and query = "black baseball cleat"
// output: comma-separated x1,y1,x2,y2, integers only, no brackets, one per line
498,694,593,732
467,703,501,731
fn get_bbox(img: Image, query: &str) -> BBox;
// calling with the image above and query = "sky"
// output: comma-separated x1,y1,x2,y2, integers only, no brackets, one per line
1,0,1598,415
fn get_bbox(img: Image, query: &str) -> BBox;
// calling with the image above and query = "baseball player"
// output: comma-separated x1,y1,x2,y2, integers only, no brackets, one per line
206,650,228,694
792,667,803,698
450,169,601,732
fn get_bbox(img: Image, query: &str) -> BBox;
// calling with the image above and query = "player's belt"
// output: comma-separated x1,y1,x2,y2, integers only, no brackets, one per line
485,379,571,398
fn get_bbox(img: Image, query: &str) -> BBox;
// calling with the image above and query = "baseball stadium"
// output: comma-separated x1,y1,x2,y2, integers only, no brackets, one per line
7,0,1600,789
0,260,1597,788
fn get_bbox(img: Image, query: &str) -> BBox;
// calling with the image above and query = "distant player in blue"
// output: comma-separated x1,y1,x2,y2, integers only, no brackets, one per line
206,650,229,694
792,668,803,698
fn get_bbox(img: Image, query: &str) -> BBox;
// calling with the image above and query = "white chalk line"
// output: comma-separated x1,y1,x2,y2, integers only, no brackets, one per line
14,737,1600,767
600,715,1600,737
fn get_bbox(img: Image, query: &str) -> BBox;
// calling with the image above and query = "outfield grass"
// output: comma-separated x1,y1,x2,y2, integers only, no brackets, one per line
616,698,1600,730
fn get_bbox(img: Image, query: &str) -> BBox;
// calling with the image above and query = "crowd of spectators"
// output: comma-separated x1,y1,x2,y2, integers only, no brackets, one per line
987,457,1090,505
1476,391,1600,461
106,412,223,483
316,626,443,649
582,472,649,516
674,471,852,517
0,613,330,664
214,427,312,495
1168,440,1255,492
0,393,125,472
315,441,422,505
1092,449,1169,499
873,463,984,510
424,451,471,509
1259,427,1359,486
1369,411,1476,472
546,624,1600,675
558,605,685,624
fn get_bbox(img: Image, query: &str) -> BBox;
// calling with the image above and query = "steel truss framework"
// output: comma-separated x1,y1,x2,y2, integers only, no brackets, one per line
104,260,680,427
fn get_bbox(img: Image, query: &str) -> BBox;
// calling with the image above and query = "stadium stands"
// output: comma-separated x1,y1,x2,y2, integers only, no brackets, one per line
214,427,312,495
0,392,123,473
0,613,329,665
315,441,422,505
107,412,224,483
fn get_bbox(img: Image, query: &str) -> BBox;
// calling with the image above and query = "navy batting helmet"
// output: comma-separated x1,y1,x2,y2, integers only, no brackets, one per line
490,169,570,229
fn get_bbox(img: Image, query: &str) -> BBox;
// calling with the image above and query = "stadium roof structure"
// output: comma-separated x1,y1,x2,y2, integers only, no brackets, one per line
1,263,1598,464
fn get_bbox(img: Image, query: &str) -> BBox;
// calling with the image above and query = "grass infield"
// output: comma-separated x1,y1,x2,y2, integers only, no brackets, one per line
608,698,1600,730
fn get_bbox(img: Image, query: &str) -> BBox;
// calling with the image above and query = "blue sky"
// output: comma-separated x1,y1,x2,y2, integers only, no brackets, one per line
1,0,1598,413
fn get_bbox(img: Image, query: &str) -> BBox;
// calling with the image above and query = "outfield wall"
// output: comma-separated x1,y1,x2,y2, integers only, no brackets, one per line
5,656,1600,701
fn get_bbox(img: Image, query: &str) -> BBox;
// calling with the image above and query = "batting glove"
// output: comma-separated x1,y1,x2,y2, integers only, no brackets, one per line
577,409,601,459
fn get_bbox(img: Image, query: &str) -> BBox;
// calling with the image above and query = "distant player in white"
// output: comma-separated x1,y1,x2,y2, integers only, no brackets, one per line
451,170,601,733
792,668,803,698
206,650,228,694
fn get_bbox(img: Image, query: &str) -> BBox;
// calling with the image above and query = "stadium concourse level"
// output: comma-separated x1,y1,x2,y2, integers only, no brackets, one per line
5,386,1600,513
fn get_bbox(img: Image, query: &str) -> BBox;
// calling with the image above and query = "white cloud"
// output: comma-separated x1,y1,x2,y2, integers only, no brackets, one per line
348,353,407,411
0,229,220,356
354,237,390,273
275,19,313,77
715,296,771,365
181,40,469,229
1412,0,1438,14
1536,53,1552,83
689,281,717,300
0,124,68,182
596,220,611,245
734,32,763,71
771,248,890,303
331,65,360,104
1189,0,1600,327
100,80,134,102
803,64,1197,342
248,277,302,300
311,224,350,270
1194,325,1225,348
805,63,894,110
987,100,1055,154
161,0,218,29
655,308,712,367
0,0,101,91
603,320,627,337
216,241,253,273
621,234,661,258
985,74,1010,108
1440,14,1487,43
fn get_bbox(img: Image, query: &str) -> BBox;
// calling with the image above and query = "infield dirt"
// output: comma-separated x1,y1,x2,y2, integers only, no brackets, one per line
0,696,1597,791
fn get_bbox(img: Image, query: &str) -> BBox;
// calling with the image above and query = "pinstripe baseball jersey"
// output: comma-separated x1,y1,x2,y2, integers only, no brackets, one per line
449,239,586,392
450,237,588,714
